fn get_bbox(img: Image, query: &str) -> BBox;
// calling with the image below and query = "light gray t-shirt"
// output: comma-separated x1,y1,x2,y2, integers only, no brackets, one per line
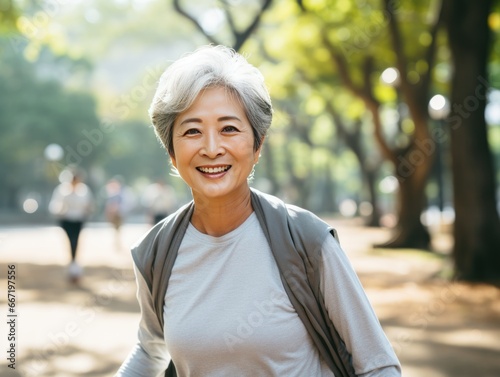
164,212,334,377
116,212,401,377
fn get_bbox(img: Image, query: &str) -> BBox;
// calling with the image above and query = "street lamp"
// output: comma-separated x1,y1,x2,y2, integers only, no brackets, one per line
428,94,450,215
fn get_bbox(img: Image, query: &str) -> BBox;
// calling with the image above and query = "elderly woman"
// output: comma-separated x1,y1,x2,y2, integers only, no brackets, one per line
116,45,401,377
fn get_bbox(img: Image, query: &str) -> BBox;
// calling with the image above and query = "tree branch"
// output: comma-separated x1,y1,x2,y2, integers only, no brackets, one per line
172,0,273,51
172,0,220,45
418,0,445,102
325,101,361,156
321,32,365,99
295,0,306,11
313,37,397,164
233,0,273,51
220,0,238,40
384,0,435,141
383,0,410,94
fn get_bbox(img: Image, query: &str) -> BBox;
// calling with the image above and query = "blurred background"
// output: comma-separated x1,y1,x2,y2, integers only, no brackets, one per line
0,0,500,376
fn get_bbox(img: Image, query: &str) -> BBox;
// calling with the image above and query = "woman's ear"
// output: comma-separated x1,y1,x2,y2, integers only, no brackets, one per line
170,152,177,169
168,153,181,178
254,136,266,164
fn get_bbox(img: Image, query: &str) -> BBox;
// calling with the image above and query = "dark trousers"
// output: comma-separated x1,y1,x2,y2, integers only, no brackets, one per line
60,219,83,261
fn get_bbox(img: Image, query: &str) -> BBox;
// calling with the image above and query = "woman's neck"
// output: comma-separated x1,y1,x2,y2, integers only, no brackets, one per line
190,188,253,237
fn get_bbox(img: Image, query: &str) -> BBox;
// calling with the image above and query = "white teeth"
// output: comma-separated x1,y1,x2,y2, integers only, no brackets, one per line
199,166,229,173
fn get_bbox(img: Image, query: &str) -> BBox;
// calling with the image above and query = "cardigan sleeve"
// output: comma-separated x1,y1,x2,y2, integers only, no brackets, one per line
319,235,402,377
115,264,170,377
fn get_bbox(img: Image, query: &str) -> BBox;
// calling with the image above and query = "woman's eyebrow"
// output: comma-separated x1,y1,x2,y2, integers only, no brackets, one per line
218,116,241,122
179,115,242,126
179,117,202,126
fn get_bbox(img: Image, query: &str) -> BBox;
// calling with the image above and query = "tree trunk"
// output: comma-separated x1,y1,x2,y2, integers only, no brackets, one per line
445,0,500,282
322,20,436,247
369,103,432,249
363,168,382,227
376,149,432,249
326,106,382,226
390,160,431,249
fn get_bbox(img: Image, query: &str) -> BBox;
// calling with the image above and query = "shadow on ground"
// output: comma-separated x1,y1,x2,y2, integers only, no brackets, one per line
0,261,139,377
10,263,138,314
1,223,500,377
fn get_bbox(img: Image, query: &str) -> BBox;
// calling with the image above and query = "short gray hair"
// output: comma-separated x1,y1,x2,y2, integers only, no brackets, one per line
149,45,273,156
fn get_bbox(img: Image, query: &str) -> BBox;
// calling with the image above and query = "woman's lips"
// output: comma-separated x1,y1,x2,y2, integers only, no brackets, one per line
196,165,231,174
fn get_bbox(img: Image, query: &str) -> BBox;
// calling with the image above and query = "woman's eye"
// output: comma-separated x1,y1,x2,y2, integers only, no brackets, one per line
184,128,200,135
222,125,238,133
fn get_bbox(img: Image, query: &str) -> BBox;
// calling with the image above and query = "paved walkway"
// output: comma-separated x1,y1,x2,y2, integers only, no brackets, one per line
0,220,499,376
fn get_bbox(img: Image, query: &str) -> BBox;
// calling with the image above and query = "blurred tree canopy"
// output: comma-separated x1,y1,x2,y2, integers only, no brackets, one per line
1,0,499,281
0,0,18,32
174,0,500,282
255,0,445,248
0,0,197,212
0,39,100,208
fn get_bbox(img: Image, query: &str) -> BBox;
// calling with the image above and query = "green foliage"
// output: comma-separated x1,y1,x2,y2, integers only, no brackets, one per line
101,120,169,185
0,0,19,33
309,114,335,146
2,0,499,219
0,38,100,207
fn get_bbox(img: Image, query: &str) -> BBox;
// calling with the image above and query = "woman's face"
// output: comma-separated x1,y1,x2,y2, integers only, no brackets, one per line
171,86,261,203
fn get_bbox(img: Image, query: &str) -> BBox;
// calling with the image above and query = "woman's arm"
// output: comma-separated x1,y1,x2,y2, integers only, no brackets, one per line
115,264,170,377
319,235,402,377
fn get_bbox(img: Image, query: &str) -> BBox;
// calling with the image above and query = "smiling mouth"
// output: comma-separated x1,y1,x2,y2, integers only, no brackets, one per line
196,165,231,174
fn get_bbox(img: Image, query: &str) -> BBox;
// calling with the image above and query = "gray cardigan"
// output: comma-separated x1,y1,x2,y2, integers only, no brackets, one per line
132,188,356,377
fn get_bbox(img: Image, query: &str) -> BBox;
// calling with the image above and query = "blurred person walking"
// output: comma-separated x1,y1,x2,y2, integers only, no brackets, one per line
116,45,401,376
105,177,125,230
104,176,133,250
141,179,178,225
49,170,94,284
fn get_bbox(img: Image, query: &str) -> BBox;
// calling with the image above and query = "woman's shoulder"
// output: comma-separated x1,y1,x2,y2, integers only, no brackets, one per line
131,201,193,267
135,202,191,245
252,188,330,226
251,188,335,245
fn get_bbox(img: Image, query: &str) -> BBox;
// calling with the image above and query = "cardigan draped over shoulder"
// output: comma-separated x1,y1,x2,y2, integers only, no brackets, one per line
131,188,356,377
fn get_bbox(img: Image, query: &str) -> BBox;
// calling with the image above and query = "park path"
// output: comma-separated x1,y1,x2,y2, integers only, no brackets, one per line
0,219,499,377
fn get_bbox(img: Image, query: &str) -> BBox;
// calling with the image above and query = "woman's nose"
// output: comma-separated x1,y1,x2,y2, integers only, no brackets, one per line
201,131,225,158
